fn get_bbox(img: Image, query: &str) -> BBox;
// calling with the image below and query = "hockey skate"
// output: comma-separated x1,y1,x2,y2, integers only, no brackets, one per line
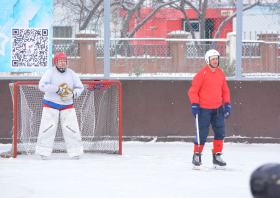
213,151,226,170
40,155,47,160
72,156,80,160
192,153,209,171
192,153,201,169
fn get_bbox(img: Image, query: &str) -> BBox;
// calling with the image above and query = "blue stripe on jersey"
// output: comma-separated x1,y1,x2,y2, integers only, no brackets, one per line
43,99,73,110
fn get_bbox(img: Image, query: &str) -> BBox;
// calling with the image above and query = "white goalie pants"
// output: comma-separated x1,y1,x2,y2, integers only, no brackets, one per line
35,107,84,157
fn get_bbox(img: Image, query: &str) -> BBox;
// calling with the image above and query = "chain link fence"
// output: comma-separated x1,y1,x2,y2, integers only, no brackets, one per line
1,0,280,79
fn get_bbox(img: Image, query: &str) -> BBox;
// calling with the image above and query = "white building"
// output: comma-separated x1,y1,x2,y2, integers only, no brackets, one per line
53,2,120,39
233,4,280,40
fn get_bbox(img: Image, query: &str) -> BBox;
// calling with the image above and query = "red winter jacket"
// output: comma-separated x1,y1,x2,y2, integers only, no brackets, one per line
188,65,230,109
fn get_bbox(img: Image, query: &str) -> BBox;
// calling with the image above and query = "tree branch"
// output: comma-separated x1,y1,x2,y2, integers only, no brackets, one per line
79,0,104,31
178,0,196,40
183,0,202,18
120,0,132,11
199,0,208,40
213,1,261,40
127,1,177,38
120,0,146,38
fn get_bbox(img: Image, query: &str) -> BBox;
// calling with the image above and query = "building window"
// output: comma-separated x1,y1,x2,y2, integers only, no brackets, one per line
53,26,72,38
184,20,200,32
53,26,73,54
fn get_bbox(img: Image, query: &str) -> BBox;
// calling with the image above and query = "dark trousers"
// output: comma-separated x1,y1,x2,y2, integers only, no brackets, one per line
195,105,225,145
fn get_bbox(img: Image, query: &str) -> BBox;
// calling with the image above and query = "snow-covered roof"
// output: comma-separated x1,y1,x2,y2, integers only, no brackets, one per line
167,31,190,36
262,30,279,34
77,30,98,35
227,32,236,35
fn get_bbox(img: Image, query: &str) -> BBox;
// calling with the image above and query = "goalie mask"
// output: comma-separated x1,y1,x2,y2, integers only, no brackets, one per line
205,49,220,68
250,163,280,198
54,53,68,73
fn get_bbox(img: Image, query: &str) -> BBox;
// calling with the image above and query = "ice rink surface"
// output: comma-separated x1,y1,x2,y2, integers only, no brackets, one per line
1,142,280,198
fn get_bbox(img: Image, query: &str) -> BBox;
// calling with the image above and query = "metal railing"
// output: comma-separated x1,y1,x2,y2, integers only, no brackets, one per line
241,41,280,78
1,38,280,80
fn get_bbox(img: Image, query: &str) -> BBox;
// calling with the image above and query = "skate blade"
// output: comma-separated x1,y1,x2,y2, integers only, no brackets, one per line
40,155,47,160
213,164,226,170
192,164,209,172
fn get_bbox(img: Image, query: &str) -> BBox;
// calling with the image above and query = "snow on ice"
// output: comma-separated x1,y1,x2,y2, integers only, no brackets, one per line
1,142,280,198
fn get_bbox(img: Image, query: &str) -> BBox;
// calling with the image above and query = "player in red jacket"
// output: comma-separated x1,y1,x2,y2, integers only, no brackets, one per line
188,49,231,170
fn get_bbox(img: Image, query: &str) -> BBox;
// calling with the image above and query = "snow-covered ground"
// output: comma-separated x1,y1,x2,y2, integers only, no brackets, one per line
1,142,280,198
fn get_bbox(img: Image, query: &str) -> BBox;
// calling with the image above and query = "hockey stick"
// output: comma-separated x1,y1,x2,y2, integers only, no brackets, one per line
195,114,202,164
194,114,209,171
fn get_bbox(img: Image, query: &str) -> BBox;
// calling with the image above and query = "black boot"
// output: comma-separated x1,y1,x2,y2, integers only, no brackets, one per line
213,152,226,169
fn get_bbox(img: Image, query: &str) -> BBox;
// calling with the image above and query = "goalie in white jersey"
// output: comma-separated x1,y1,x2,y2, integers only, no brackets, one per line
35,52,84,159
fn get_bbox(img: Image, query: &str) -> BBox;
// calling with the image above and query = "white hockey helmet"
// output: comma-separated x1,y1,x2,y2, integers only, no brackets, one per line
205,49,220,65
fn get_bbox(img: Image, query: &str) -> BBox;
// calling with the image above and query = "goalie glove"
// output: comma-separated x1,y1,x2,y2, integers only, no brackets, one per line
56,83,68,95
61,88,77,102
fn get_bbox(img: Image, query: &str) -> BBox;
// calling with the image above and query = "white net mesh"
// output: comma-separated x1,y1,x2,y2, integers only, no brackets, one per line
1,81,121,158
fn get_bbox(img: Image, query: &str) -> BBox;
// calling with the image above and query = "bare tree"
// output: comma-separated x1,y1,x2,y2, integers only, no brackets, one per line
213,1,261,39
259,1,280,22
171,0,262,41
54,0,120,32
54,0,270,40
119,0,177,39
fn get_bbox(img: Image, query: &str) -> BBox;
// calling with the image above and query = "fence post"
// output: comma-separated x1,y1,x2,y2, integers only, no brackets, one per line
226,32,236,66
75,32,98,74
236,0,243,79
167,31,189,73
257,31,279,73
104,0,111,79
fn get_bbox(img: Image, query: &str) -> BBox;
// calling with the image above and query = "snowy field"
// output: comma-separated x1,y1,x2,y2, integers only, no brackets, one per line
1,142,280,198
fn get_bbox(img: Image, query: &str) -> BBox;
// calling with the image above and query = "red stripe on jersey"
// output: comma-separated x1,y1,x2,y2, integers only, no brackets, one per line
43,103,73,111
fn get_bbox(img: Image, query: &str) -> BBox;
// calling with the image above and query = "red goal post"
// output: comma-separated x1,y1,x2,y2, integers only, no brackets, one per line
1,80,122,158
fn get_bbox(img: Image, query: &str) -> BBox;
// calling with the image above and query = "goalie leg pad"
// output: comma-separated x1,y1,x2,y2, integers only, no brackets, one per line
60,108,84,157
35,107,59,156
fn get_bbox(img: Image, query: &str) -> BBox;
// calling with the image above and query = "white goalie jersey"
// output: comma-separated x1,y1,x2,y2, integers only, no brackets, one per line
39,67,84,105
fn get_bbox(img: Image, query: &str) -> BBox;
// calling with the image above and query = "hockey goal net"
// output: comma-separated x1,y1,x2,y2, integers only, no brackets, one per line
1,81,122,158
